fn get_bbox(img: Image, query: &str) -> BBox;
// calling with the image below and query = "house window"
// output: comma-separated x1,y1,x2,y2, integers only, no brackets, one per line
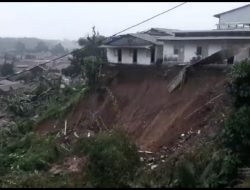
196,46,202,55
174,48,179,55
133,49,137,63
150,47,155,63
118,49,122,62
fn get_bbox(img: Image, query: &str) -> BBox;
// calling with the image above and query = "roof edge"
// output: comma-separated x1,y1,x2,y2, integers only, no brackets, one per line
213,4,250,18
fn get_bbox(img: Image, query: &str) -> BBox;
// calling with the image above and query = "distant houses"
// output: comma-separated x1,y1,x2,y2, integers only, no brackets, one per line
100,4,250,66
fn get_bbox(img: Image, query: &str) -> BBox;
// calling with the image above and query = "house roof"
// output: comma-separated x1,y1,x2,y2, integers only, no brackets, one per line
174,29,250,33
99,45,152,49
129,33,162,45
101,33,162,48
158,36,250,41
146,28,180,35
171,29,250,38
214,4,250,18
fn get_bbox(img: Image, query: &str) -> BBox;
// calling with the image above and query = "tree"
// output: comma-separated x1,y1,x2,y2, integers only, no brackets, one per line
1,62,14,76
51,43,66,55
34,41,49,52
78,26,106,57
15,42,26,54
62,27,106,79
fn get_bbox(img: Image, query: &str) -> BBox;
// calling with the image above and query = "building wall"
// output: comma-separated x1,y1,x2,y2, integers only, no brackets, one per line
106,48,152,65
235,44,250,62
208,43,222,55
156,45,163,61
183,43,197,63
107,48,118,63
163,41,209,64
163,40,250,64
163,42,184,64
219,6,250,24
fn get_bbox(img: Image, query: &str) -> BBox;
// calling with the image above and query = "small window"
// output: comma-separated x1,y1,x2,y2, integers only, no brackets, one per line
174,48,179,55
196,46,202,55
249,47,250,57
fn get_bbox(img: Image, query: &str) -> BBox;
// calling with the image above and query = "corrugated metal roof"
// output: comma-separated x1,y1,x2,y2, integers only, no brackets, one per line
129,33,162,45
150,28,181,35
99,45,152,49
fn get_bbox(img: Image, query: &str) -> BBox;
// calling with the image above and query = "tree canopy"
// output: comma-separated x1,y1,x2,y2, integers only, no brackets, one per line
34,41,49,52
51,43,66,55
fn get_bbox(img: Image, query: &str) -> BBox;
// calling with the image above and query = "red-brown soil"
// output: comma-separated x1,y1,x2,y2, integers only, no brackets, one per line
36,64,230,152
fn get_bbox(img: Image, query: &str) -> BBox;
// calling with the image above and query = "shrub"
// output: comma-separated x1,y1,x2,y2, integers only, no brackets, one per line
82,56,101,89
0,62,14,76
229,59,250,107
0,133,60,173
222,106,250,160
74,130,140,187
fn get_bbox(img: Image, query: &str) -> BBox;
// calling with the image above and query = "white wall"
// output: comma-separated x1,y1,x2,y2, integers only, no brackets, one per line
234,44,250,62
208,44,222,55
155,45,163,60
219,6,250,24
107,48,117,63
163,40,250,64
183,43,197,63
106,48,152,65
137,49,151,65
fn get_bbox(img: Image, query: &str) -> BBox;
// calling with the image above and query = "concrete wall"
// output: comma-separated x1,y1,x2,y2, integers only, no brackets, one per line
163,41,209,64
162,42,184,64
163,40,250,64
106,48,152,65
156,45,163,61
107,48,118,63
219,6,250,24
234,44,250,62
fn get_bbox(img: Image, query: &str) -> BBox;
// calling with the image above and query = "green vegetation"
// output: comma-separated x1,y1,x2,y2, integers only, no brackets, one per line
62,27,105,80
51,43,67,55
2,31,250,188
0,62,14,76
36,85,89,124
73,129,140,188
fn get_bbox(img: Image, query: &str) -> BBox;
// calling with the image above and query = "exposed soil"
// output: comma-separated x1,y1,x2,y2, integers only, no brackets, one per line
36,64,231,153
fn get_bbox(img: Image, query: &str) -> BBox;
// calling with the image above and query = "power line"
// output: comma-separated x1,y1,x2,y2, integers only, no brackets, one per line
111,2,187,37
4,2,187,80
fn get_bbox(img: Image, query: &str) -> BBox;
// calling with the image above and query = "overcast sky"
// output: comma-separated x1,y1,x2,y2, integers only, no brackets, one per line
0,2,249,41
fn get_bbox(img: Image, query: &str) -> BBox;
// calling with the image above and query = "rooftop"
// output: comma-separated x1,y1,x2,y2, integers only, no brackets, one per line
214,4,250,18
158,36,250,41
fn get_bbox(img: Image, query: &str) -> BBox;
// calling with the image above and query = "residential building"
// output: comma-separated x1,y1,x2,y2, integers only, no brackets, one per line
214,4,250,30
100,4,250,66
100,28,179,65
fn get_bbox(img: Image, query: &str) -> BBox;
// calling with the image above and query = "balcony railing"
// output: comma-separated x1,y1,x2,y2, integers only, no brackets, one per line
216,23,250,30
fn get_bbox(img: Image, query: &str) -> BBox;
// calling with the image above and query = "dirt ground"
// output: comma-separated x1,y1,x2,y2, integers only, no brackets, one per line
36,64,231,152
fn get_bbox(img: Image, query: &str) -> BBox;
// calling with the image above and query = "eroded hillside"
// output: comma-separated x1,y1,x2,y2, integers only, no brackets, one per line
36,64,231,153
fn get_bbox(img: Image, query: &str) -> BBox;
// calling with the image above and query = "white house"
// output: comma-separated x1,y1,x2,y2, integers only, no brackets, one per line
158,30,250,64
158,4,250,65
214,4,250,30
101,4,250,66
100,28,179,65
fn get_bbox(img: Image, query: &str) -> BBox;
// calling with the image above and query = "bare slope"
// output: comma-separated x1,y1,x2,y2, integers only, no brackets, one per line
36,64,230,152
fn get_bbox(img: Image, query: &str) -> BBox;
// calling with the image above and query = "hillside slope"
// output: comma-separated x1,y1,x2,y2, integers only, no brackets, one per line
36,64,230,152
